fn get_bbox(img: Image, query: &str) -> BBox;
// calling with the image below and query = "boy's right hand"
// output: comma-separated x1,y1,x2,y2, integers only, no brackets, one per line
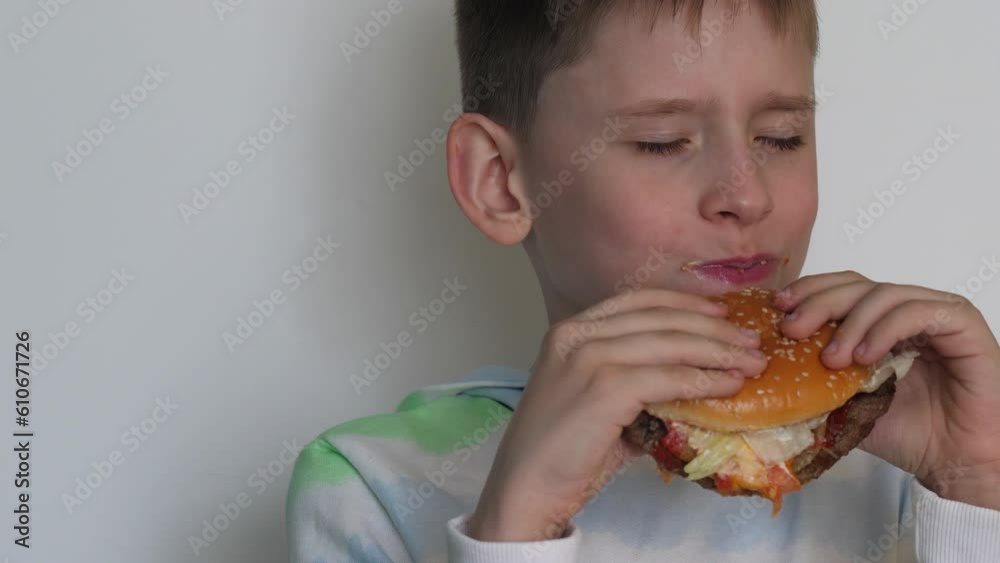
467,289,766,542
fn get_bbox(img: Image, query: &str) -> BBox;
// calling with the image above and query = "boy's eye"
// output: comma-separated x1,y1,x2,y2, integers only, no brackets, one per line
637,136,805,157
637,139,690,156
757,136,805,152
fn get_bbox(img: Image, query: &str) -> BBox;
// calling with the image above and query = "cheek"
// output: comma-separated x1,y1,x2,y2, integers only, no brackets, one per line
535,165,693,298
772,176,819,284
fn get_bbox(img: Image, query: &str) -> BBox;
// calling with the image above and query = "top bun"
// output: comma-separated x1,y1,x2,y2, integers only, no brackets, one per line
645,287,871,432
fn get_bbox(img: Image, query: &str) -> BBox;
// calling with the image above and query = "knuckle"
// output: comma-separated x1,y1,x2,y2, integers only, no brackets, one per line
588,366,622,397
571,340,603,368
547,320,581,346
868,282,898,300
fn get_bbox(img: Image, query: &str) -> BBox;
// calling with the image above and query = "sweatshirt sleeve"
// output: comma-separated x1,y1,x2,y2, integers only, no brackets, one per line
911,475,1000,562
446,513,581,563
286,439,413,563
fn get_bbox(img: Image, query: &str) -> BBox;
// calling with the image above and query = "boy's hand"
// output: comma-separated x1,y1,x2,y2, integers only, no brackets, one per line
467,289,765,541
777,271,1000,509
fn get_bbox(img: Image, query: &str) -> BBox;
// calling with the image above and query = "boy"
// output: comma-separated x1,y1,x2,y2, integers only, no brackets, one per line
287,1,1000,561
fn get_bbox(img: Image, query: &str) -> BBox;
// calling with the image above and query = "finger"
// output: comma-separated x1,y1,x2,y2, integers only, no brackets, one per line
775,270,871,310
779,280,875,341
577,288,727,323
820,285,957,369
584,364,746,425
853,298,991,372
571,330,767,376
574,306,761,348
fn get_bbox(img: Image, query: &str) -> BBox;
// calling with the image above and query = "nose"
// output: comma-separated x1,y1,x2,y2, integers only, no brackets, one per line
699,145,774,226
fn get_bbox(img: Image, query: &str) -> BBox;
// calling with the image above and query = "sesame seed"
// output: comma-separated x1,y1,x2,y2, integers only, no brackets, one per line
826,382,833,388
803,347,811,353
794,377,801,382
757,389,765,395
796,390,802,397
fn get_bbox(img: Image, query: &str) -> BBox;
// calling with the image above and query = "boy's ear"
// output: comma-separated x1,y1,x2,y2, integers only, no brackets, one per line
446,113,533,245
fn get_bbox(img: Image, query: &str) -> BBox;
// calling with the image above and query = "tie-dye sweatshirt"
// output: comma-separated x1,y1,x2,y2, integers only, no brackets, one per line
286,365,1000,563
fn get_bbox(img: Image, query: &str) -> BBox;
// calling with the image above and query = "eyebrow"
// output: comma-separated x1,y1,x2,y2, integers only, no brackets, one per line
609,92,816,119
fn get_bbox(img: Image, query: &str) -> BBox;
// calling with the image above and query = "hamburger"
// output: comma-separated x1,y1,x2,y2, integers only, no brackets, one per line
623,287,919,515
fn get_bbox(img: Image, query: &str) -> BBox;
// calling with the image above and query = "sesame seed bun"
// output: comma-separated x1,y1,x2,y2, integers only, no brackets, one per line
645,287,897,432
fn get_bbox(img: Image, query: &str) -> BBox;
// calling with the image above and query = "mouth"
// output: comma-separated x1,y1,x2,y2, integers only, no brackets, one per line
682,253,786,286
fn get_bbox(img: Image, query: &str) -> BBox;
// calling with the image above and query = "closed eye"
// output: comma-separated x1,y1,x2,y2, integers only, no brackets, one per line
757,136,805,151
637,139,690,156
638,136,804,157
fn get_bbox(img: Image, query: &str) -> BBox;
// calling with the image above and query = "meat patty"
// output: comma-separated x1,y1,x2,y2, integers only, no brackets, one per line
623,375,897,494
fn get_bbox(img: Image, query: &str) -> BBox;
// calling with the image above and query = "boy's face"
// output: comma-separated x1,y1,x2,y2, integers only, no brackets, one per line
522,3,818,320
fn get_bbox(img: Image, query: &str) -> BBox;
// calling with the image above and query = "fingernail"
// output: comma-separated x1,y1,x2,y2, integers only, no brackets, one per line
776,289,792,302
854,341,868,358
740,328,760,340
785,310,800,322
749,348,766,359
726,369,745,378
824,339,840,356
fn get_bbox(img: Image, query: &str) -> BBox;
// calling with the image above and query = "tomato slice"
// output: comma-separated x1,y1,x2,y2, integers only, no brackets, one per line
763,464,802,516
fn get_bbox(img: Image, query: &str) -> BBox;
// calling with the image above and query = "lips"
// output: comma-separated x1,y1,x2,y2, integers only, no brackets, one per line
683,254,784,286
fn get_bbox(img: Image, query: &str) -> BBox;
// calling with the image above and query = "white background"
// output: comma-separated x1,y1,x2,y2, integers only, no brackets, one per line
0,1,997,562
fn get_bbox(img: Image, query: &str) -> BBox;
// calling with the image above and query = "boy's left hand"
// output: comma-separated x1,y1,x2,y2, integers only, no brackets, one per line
775,271,1000,510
